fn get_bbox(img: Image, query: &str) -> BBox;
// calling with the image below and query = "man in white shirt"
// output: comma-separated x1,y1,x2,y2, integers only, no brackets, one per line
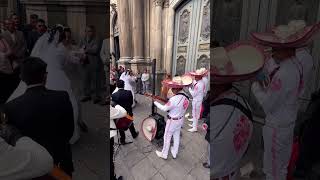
154,76,191,159
250,20,318,180
188,75,205,132
141,69,150,94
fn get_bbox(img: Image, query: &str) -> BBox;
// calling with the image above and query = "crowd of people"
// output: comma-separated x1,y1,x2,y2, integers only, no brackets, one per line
0,12,110,179
211,19,319,180
110,66,210,180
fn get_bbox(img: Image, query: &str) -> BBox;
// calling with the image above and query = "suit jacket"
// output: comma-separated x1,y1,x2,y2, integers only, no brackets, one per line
27,31,42,54
2,30,27,65
111,88,133,116
4,86,74,173
79,36,102,65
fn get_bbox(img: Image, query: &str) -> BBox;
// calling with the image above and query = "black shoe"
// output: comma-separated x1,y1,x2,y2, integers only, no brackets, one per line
81,96,91,102
133,131,139,139
78,121,88,133
203,162,210,169
117,176,123,180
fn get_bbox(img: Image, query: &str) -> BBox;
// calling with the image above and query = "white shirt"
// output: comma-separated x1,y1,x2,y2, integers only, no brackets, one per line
212,91,253,178
141,73,150,82
189,79,205,102
0,137,53,180
154,92,189,118
252,57,301,128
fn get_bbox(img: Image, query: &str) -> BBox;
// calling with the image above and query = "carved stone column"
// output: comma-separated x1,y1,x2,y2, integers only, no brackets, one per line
117,0,132,63
132,0,144,63
153,0,163,70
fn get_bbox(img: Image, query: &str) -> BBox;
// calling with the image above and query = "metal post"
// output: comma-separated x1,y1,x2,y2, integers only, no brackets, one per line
152,59,156,114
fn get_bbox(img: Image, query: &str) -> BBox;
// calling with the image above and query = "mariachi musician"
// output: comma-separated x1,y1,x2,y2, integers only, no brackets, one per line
187,68,207,132
154,76,192,160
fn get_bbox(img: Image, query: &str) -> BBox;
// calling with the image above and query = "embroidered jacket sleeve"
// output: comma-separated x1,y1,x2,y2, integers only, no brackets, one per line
154,99,174,112
252,69,296,114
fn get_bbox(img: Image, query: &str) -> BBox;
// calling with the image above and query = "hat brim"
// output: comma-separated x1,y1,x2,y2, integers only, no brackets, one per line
212,41,265,84
141,117,157,142
188,70,209,77
251,23,320,48
162,75,193,88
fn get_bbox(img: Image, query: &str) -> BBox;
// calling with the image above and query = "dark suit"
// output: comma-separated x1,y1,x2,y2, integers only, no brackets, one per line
4,86,74,175
111,88,137,143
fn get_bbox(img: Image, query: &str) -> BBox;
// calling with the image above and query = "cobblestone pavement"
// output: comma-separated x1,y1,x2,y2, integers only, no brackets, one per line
115,94,210,180
72,101,108,180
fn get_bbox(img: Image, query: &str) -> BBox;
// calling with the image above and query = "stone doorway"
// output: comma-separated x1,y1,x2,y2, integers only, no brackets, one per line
172,0,210,76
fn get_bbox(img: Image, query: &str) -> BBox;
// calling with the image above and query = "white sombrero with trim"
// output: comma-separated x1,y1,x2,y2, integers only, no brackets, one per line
141,117,157,142
162,75,193,88
251,20,320,48
110,105,127,138
212,42,265,84
188,68,209,78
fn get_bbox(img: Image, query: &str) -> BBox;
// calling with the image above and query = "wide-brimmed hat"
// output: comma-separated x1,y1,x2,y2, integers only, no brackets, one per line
212,42,265,84
110,105,127,138
162,75,193,88
141,117,157,142
188,68,209,78
251,20,320,48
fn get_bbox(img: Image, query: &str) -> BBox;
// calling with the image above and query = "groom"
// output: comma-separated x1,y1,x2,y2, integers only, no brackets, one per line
3,57,75,176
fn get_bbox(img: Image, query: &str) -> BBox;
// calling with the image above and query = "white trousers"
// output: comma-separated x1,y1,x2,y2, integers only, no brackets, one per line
192,100,202,129
263,125,294,180
161,118,183,158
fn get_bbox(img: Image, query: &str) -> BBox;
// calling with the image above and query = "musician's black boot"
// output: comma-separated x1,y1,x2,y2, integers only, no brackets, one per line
133,131,139,139
117,176,123,180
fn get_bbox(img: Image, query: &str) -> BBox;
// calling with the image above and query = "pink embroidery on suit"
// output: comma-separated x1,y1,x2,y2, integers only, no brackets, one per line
233,115,251,153
270,78,282,91
183,99,189,110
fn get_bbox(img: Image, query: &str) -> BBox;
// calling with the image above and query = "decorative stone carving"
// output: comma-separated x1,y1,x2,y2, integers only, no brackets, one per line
178,9,191,44
163,0,169,8
113,15,119,36
154,0,163,7
200,1,210,41
176,56,186,75
196,54,209,70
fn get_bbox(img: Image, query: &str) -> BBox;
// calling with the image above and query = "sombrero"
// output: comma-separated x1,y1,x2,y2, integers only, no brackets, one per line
251,20,320,48
162,75,193,88
141,117,157,142
212,42,265,84
110,105,127,138
188,68,209,78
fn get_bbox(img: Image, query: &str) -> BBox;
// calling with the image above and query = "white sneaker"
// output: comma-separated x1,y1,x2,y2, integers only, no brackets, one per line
188,128,197,132
188,118,193,122
156,150,167,160
188,124,193,127
185,113,190,118
170,147,177,159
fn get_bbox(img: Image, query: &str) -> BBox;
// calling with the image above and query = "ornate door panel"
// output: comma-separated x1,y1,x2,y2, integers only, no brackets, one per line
172,0,210,75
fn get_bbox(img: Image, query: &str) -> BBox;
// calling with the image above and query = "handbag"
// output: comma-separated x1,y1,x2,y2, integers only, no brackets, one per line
115,115,134,130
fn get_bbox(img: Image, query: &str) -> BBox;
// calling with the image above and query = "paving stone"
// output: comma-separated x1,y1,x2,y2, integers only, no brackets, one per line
131,158,157,180
147,151,167,170
151,173,166,180
123,149,146,168
189,164,210,180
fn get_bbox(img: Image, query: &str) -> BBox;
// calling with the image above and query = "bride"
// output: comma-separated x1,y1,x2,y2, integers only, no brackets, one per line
7,25,84,144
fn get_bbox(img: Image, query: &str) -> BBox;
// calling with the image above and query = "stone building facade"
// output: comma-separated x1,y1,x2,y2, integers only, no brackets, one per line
110,0,211,76
0,0,108,43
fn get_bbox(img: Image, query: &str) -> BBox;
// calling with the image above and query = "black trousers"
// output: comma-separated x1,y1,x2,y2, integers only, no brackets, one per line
119,123,137,143
295,118,320,173
110,137,117,180
0,69,20,105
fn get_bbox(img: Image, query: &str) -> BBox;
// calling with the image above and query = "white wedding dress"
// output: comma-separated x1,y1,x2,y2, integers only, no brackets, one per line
7,32,81,144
